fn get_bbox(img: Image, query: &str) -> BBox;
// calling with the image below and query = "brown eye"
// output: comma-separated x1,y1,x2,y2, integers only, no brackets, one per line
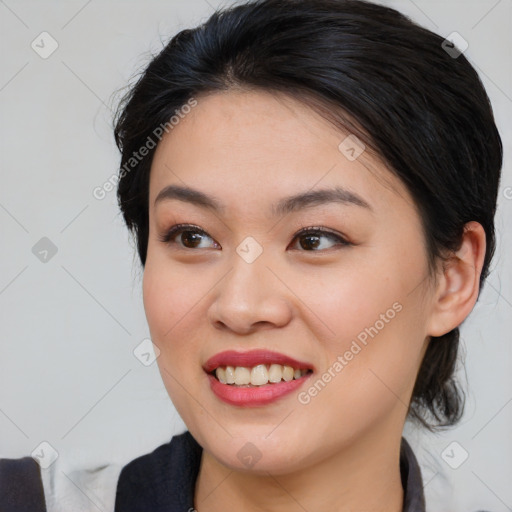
158,224,219,249
158,224,351,252
289,228,351,251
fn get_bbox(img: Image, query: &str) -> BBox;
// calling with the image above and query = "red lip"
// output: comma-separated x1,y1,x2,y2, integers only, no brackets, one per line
206,372,312,407
202,349,314,374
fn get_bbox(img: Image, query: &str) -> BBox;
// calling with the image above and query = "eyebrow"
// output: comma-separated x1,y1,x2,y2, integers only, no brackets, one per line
154,184,373,216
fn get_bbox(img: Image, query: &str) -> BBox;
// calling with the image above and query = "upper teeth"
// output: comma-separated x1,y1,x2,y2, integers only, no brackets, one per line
215,364,309,386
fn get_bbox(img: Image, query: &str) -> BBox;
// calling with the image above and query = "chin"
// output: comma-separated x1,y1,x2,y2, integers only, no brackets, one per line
197,427,313,474
216,447,307,476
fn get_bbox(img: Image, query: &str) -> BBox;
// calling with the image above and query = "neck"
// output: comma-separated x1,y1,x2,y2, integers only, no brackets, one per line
195,424,405,512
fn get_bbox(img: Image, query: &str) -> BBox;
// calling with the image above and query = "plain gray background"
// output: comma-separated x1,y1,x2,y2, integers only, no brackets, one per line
1,0,511,510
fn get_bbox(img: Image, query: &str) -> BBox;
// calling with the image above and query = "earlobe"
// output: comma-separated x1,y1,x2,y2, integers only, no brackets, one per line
427,221,487,337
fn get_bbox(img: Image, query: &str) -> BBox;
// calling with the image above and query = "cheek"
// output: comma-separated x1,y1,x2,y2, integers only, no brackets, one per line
142,261,195,382
142,257,213,384
296,257,405,346
323,236,430,341
299,246,429,416
142,257,201,339
299,311,423,446
142,263,202,413
142,266,171,341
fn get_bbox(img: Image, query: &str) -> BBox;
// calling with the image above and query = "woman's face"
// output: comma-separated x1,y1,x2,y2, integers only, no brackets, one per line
143,89,435,474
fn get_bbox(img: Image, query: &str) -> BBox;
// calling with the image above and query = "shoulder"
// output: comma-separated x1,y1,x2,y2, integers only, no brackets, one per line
399,438,496,512
0,456,46,512
1,453,123,511
114,430,203,511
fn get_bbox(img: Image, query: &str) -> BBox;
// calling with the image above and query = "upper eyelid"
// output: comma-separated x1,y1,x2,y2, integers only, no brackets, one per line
163,223,342,238
160,223,350,246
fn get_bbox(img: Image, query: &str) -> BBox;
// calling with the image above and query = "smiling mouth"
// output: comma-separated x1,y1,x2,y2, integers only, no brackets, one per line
209,364,313,387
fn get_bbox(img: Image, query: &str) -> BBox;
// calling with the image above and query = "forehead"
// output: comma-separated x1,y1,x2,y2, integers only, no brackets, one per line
148,89,415,218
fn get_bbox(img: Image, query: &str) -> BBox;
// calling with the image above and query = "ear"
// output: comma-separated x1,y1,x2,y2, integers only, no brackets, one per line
427,221,487,337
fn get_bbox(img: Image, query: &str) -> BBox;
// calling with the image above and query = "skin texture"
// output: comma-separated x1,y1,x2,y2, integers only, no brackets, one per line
143,89,486,512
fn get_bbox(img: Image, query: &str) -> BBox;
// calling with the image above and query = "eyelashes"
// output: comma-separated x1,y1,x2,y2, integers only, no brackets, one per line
158,224,220,249
157,223,352,252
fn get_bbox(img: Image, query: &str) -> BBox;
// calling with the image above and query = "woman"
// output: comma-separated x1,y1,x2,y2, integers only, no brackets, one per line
1,0,503,510
112,0,503,509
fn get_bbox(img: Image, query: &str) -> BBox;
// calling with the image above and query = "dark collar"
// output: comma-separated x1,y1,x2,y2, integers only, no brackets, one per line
0,457,47,512
115,431,426,511
400,436,427,511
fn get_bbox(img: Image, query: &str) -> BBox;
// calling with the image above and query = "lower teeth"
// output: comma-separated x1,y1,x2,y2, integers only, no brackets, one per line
230,384,271,387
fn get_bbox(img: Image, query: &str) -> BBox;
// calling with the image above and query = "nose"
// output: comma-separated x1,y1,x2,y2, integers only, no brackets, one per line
207,252,293,335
